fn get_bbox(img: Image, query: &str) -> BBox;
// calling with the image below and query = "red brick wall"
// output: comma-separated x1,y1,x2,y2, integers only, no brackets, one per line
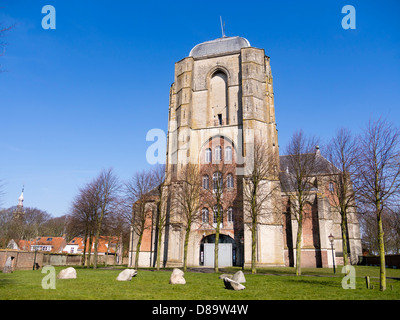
0,250,44,271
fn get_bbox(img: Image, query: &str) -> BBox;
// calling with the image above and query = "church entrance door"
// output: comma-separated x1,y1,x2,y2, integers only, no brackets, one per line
203,243,232,267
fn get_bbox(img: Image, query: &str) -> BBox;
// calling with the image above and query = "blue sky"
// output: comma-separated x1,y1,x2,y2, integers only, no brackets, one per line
0,0,399,217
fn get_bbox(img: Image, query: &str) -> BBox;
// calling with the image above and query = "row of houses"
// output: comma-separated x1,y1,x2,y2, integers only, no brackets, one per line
7,236,121,256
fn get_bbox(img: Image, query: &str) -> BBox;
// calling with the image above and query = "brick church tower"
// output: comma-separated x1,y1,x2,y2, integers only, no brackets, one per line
163,36,285,268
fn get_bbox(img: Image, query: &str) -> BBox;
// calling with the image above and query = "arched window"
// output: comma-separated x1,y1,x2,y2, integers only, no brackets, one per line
227,207,233,223
215,146,222,161
227,173,234,189
202,175,209,189
202,208,209,223
213,172,223,193
205,148,212,163
225,146,232,162
209,71,228,126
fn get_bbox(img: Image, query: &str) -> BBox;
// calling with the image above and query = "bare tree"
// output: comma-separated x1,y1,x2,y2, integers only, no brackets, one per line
359,206,400,255
325,128,359,265
152,164,169,271
125,169,156,269
105,197,131,265
0,208,15,247
42,215,68,238
68,181,99,267
355,117,400,291
92,168,120,269
0,206,52,247
280,130,320,276
243,139,281,274
173,164,202,272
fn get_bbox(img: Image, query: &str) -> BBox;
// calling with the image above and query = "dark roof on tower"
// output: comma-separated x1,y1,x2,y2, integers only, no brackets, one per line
189,36,251,58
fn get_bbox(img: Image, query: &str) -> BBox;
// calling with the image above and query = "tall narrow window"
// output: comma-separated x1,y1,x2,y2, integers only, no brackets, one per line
209,71,228,126
225,146,232,162
205,148,212,163
202,175,209,189
213,172,223,193
213,206,218,223
215,146,222,161
202,208,209,223
213,206,223,226
227,207,233,223
227,173,234,189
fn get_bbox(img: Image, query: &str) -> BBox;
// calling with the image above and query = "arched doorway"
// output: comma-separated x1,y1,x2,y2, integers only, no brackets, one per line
199,234,236,267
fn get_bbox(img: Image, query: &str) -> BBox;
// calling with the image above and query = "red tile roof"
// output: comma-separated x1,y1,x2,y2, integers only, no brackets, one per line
65,236,119,254
18,237,67,253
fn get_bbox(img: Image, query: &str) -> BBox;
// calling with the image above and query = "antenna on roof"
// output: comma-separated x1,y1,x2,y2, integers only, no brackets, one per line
220,16,226,38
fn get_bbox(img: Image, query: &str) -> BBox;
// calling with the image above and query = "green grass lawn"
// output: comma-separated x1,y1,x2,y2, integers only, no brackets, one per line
0,265,399,300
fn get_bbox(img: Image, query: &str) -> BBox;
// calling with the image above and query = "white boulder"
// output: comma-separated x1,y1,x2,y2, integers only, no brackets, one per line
116,269,137,281
169,268,186,285
57,267,77,279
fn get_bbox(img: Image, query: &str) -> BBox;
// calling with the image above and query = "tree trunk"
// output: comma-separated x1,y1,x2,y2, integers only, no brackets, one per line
105,237,110,267
87,234,93,268
135,229,144,270
183,222,191,272
156,225,163,271
251,214,257,274
377,212,386,291
296,214,302,276
93,230,99,269
341,212,349,266
82,227,88,267
214,208,221,272
93,208,106,269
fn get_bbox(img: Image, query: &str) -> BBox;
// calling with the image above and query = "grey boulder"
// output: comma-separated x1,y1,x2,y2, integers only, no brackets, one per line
232,270,246,283
223,277,246,291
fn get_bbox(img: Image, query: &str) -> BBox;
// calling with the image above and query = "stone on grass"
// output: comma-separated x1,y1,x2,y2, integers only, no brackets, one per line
223,277,246,291
116,269,137,281
232,270,246,283
2,256,14,273
57,267,77,279
169,268,186,284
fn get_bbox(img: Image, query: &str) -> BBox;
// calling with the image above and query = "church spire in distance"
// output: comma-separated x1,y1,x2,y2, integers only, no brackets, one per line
13,185,25,219
17,185,24,209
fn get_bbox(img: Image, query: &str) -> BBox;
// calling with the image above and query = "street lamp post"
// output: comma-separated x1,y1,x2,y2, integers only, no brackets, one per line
328,233,336,274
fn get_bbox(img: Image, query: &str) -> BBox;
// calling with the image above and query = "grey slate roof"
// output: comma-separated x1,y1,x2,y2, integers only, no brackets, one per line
279,153,338,193
189,36,251,58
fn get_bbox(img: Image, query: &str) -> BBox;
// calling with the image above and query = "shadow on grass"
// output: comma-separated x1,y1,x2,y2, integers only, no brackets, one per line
0,278,15,287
